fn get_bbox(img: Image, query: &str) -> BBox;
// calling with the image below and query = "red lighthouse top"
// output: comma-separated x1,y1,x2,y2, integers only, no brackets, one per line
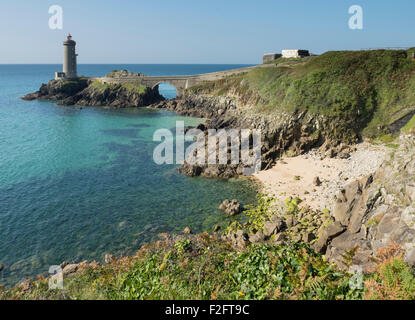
64,34,76,45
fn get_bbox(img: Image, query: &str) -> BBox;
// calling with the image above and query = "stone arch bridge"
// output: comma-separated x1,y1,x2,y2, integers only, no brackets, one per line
96,66,256,96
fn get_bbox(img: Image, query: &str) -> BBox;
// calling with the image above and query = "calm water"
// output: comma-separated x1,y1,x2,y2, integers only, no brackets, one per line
0,64,256,287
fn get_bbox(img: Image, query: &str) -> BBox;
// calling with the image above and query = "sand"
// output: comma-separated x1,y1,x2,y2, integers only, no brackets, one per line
253,142,390,212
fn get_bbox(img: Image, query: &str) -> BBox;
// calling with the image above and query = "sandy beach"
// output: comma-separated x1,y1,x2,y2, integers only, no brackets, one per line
253,142,391,212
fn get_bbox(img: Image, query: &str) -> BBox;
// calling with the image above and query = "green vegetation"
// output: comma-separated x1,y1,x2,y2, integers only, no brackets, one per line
0,237,362,300
90,80,147,95
55,78,88,94
1,198,415,300
364,243,415,300
401,114,415,133
189,49,415,139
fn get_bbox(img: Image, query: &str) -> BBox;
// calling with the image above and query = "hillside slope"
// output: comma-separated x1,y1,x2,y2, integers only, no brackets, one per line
189,49,415,140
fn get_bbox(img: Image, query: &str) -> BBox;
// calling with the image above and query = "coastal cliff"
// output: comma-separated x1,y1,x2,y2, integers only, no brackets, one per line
22,78,164,108
155,49,415,178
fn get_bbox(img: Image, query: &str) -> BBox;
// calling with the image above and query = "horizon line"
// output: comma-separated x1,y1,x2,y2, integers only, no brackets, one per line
0,63,259,65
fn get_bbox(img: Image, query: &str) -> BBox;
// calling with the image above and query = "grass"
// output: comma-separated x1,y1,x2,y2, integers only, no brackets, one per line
401,114,415,133
90,80,147,95
189,49,415,140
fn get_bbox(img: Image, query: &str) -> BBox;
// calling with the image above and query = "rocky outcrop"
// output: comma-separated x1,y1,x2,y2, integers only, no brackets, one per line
222,135,414,271
313,135,415,271
22,78,164,108
219,199,242,216
223,197,333,251
155,93,358,178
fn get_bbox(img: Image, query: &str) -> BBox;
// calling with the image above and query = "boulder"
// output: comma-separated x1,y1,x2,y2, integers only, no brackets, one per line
263,215,284,237
273,232,287,244
219,199,242,216
302,232,316,243
249,230,265,243
104,254,115,264
183,226,192,234
228,230,250,249
337,152,351,159
62,263,79,276
313,221,345,253
17,279,32,292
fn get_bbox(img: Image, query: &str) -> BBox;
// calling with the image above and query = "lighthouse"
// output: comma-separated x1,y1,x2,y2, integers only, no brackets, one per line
55,34,78,80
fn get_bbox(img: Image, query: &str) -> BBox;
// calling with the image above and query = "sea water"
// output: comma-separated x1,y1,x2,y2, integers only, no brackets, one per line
0,64,256,287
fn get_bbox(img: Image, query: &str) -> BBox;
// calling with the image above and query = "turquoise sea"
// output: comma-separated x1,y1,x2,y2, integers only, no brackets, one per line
0,64,256,287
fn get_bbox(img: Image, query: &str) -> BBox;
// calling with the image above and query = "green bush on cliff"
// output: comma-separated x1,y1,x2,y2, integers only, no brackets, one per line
90,80,147,95
190,49,415,139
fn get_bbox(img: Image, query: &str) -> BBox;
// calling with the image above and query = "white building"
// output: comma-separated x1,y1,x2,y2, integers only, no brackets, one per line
281,49,310,58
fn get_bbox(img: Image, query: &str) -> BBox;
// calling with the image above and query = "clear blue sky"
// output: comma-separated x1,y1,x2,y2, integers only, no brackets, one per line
0,0,414,64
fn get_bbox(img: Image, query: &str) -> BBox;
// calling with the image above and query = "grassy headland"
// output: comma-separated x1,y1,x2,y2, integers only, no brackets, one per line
190,49,415,140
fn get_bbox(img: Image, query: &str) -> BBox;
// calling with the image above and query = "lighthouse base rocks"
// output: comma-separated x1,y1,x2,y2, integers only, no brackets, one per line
22,77,164,108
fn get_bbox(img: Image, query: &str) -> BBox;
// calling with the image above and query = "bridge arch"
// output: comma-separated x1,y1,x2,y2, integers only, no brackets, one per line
153,82,179,99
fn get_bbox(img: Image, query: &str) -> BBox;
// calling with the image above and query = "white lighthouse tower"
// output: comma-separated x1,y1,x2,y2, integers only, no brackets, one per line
55,34,78,80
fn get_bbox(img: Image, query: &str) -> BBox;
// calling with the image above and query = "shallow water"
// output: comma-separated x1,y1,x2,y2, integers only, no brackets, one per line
0,64,256,286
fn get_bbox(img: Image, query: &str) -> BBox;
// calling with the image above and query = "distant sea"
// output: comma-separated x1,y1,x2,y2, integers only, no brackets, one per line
0,64,256,287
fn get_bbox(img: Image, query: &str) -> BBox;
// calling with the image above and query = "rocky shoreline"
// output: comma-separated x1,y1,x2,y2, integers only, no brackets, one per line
220,134,415,271
22,78,164,108
153,92,360,179
151,91,415,272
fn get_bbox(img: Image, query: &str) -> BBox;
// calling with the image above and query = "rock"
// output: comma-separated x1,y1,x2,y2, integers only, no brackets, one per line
21,77,164,108
183,226,192,234
313,221,345,253
273,232,287,244
0,264,4,272
285,215,296,228
104,254,115,264
228,230,250,249
17,279,32,292
313,176,322,186
404,246,415,267
292,234,303,243
325,221,346,239
333,176,375,230
326,148,336,158
249,230,265,243
337,152,350,159
62,263,79,276
302,232,316,243
219,199,242,216
263,216,284,237
60,261,69,269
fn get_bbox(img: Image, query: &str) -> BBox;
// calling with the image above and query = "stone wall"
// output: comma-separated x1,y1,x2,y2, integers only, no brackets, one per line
263,53,282,64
